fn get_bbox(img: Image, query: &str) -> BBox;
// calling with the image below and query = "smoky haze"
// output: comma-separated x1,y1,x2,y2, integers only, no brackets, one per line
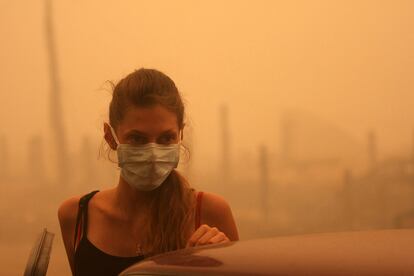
1,1,413,275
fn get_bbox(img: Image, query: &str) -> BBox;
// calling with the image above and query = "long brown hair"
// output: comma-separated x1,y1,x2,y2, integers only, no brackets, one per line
108,68,195,255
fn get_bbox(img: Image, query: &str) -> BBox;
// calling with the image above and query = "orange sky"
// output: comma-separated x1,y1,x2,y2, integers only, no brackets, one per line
1,0,413,167
1,2,414,274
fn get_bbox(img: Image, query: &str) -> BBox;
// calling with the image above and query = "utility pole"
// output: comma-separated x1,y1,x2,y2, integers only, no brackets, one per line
45,0,69,185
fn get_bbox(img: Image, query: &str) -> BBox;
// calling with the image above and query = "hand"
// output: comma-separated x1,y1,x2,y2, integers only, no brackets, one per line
186,224,230,248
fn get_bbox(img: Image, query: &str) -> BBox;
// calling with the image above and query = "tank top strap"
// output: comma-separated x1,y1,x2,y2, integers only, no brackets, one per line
195,191,204,230
73,190,99,250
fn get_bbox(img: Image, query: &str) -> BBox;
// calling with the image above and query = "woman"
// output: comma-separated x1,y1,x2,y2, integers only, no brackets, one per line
58,68,239,276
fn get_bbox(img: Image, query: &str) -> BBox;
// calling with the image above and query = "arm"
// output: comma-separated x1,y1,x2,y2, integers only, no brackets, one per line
57,196,80,274
187,192,239,247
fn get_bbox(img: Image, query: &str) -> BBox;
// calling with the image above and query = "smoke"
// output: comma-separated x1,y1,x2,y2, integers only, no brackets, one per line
1,1,414,274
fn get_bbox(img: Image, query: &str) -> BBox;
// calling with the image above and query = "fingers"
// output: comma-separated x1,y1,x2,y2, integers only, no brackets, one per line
196,227,219,246
186,224,210,248
208,232,229,244
186,224,230,248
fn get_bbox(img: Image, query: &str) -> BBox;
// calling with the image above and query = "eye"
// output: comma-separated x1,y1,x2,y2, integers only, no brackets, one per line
128,135,148,145
158,134,176,145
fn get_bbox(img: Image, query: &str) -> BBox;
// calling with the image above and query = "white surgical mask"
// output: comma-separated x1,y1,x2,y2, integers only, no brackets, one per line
110,126,180,191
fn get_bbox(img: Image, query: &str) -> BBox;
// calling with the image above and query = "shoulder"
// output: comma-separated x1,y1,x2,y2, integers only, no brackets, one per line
58,195,82,225
58,190,103,224
199,191,232,216
198,191,239,241
57,195,84,274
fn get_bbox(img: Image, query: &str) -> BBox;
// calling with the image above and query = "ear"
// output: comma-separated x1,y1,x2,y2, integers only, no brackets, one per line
103,122,117,150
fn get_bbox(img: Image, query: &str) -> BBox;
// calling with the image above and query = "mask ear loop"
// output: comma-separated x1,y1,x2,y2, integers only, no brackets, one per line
109,125,120,147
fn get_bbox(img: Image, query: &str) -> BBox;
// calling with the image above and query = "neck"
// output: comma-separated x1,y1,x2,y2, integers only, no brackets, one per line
114,177,155,217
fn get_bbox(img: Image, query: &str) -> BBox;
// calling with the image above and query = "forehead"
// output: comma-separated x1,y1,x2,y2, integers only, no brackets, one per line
117,104,179,135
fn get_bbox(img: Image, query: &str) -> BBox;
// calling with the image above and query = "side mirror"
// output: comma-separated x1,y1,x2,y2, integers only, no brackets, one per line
24,228,55,276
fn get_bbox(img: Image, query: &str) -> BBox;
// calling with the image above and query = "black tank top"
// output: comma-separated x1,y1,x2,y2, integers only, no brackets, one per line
73,191,145,276
73,190,204,276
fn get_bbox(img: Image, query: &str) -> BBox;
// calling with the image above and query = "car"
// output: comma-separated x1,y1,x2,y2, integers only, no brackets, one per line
120,229,414,276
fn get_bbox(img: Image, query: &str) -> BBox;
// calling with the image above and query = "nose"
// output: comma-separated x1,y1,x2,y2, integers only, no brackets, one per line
147,138,157,144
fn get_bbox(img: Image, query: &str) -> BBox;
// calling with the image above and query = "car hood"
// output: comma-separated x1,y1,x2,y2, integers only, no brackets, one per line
121,229,414,276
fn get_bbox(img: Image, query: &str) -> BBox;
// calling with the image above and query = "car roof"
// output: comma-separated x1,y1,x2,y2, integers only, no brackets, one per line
121,229,414,276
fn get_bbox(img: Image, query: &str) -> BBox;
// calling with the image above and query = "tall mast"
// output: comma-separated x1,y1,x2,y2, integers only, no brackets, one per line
45,0,68,184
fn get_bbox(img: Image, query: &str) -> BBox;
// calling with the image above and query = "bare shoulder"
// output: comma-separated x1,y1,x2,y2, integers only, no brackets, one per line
200,192,232,215
57,195,81,225
199,191,239,241
58,189,110,222
57,194,83,274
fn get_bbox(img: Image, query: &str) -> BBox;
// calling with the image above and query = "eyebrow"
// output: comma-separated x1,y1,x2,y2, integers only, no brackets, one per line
125,129,177,137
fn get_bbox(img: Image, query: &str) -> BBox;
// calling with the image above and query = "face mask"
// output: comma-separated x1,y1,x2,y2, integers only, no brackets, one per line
110,126,180,191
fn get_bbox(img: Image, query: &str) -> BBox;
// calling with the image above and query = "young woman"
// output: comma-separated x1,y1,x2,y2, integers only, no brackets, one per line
58,68,239,276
